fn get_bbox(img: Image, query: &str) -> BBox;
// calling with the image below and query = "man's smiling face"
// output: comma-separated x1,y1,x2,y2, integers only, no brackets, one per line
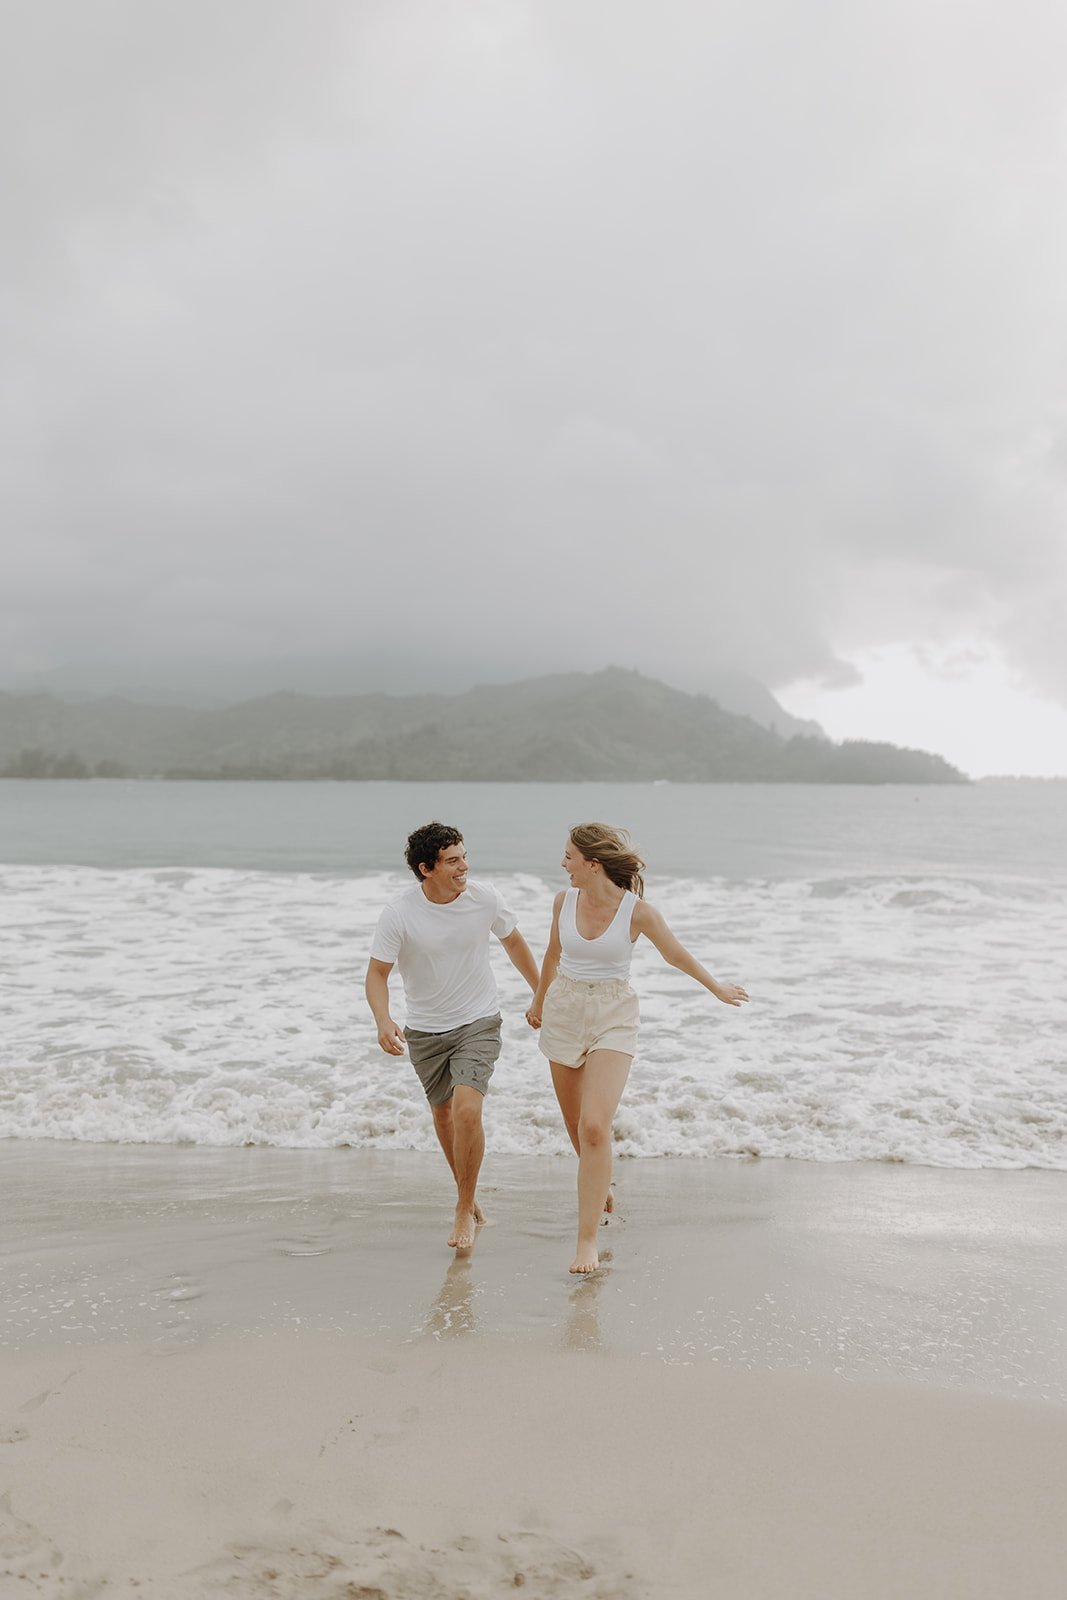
420,842,469,900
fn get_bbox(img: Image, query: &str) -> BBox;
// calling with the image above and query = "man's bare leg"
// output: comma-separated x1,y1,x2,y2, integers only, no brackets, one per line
551,1060,617,1223
570,1050,632,1274
444,1084,485,1249
430,1099,485,1226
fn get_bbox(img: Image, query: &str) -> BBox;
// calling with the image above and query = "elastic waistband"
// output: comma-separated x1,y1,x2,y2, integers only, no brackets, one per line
554,972,634,997
405,1012,501,1040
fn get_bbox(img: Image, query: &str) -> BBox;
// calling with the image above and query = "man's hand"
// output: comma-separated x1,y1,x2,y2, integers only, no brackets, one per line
365,960,404,1052
524,1002,542,1029
377,1019,407,1055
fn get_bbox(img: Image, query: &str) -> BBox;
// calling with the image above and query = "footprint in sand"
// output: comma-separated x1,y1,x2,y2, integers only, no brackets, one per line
16,1391,53,1415
19,1374,78,1413
146,1276,206,1350
274,1218,335,1257
157,1274,205,1323
363,1404,418,1450
164,1274,205,1303
274,1204,343,1258
183,1520,640,1597
0,1489,62,1566
0,1372,82,1447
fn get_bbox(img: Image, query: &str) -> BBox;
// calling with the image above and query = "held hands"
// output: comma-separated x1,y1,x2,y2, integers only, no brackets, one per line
377,1019,407,1055
524,1000,543,1029
713,982,750,1007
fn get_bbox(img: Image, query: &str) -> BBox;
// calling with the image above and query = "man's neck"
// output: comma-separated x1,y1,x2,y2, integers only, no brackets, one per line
420,881,464,905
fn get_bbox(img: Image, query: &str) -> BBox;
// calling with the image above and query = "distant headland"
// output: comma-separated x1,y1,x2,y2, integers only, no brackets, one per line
0,667,968,784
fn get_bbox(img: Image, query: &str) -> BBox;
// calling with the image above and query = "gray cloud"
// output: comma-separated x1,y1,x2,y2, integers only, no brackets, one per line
3,0,1066,706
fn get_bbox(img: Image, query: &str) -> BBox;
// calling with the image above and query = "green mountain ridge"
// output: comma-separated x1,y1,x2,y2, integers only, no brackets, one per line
0,668,968,783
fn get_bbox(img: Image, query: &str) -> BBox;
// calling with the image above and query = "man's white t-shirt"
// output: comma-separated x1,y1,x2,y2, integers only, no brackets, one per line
369,880,518,1032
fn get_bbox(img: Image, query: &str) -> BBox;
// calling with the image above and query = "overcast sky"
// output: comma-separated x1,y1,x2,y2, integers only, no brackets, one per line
3,0,1066,774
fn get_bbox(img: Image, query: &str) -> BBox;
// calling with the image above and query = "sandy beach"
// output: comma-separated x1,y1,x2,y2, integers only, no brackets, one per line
2,1142,1065,1598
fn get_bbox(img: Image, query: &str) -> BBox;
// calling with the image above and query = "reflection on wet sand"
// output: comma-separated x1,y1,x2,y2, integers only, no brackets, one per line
563,1250,612,1352
424,1252,478,1339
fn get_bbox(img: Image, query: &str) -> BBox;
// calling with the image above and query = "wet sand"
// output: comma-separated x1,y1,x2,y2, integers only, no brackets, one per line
2,1142,1065,1597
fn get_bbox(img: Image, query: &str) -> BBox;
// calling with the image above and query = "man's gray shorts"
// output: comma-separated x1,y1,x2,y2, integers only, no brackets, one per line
405,1013,502,1108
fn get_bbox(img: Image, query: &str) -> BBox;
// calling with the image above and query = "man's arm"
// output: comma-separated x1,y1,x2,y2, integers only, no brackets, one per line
498,927,540,993
364,958,407,1054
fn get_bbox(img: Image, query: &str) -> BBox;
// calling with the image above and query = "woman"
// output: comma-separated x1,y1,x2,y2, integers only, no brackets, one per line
525,823,749,1274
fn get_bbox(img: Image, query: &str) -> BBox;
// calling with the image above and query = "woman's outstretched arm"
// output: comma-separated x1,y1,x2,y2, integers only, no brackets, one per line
632,901,749,1007
525,890,565,1028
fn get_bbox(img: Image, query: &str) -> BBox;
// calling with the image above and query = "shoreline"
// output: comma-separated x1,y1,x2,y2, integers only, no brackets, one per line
2,1143,1065,1596
4,1141,1065,1397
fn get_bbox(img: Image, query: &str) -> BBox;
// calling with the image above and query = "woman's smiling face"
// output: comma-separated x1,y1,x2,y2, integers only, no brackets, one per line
562,838,595,886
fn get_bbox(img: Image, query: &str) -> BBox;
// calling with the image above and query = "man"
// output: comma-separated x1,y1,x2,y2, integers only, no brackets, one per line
365,821,539,1250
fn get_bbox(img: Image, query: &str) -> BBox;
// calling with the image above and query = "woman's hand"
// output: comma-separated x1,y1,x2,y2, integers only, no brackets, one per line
713,982,749,1007
525,1001,543,1028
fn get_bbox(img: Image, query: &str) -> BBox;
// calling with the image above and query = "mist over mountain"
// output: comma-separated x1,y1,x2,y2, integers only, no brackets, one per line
0,668,965,783
2,657,825,741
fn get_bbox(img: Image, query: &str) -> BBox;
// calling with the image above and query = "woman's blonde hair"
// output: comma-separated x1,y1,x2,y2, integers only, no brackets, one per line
569,823,646,897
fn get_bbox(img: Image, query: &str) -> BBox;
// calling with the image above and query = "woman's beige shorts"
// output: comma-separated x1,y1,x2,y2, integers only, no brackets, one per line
538,973,639,1068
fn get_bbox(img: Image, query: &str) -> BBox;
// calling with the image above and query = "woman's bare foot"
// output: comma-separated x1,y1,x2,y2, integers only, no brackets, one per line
449,1208,478,1250
569,1238,600,1274
602,1182,615,1218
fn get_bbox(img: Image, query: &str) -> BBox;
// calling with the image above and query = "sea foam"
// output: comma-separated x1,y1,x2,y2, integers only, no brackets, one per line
1,864,1064,1169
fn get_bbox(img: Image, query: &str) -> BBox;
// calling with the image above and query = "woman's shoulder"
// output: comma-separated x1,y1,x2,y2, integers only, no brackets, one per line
552,887,568,911
629,896,662,930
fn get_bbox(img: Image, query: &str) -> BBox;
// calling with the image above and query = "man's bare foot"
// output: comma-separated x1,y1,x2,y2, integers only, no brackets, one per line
472,1200,486,1225
448,1208,478,1250
569,1239,600,1274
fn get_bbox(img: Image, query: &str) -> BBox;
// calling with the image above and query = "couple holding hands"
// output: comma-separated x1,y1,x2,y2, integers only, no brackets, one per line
365,820,748,1274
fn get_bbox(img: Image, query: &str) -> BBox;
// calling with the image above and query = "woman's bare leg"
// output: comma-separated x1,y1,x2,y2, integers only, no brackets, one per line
571,1049,632,1274
552,1060,618,1220
550,1060,583,1156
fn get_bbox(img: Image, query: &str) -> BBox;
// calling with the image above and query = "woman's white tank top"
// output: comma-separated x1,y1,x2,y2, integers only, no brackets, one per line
558,888,637,982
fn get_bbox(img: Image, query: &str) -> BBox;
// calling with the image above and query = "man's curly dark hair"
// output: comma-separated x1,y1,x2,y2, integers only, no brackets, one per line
404,821,464,880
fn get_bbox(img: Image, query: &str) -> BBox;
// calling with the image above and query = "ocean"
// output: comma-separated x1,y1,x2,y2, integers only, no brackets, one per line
2,778,1064,1169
